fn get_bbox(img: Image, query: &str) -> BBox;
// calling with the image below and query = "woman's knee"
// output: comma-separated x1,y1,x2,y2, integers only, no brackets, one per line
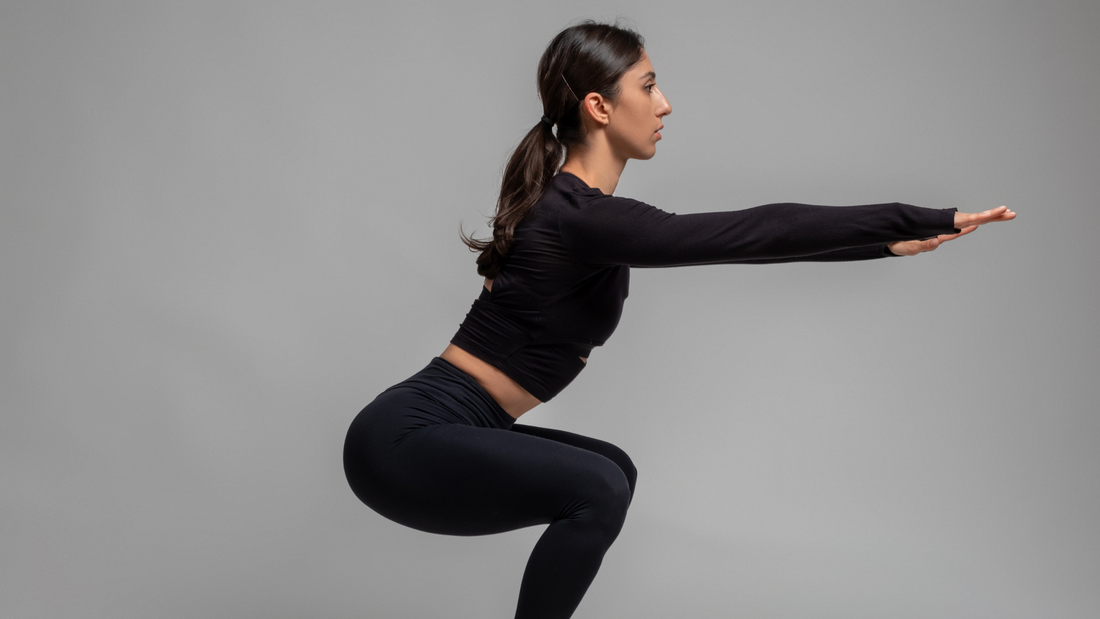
575,460,633,537
576,435,637,500
599,443,638,499
617,450,638,498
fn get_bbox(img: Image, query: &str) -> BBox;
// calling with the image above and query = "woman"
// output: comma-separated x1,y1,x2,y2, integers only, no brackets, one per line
343,21,1014,619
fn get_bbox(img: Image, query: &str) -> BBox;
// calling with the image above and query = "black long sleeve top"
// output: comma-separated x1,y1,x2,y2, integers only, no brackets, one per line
450,172,959,402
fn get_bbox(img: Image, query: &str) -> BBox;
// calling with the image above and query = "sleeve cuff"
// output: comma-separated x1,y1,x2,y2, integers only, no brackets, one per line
945,207,961,233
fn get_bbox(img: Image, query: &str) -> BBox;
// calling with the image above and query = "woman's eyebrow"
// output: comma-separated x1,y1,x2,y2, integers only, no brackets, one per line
639,71,656,81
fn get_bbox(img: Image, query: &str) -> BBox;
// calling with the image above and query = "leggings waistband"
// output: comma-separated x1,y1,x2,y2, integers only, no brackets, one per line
383,356,515,430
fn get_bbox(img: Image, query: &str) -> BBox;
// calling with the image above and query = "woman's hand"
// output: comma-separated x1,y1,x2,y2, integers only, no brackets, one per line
887,206,1016,256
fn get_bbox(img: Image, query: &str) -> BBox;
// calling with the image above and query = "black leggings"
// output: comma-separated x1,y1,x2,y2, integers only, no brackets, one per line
343,357,637,619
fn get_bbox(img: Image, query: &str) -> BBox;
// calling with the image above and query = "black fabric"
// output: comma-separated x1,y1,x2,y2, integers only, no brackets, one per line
344,357,636,619
451,172,959,401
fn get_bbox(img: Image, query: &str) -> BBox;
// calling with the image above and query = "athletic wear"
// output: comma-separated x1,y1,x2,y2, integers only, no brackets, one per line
451,172,959,401
348,175,961,618
344,357,636,619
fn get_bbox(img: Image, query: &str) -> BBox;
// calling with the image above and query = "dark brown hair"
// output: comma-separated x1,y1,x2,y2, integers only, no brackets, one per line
461,21,646,278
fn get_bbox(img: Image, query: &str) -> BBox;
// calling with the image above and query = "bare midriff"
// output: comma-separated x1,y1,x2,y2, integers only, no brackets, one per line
440,278,587,420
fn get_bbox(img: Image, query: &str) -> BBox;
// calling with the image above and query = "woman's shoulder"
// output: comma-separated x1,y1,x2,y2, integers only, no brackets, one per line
549,172,644,212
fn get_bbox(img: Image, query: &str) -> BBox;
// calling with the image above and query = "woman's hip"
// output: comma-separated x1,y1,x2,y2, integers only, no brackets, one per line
342,358,515,509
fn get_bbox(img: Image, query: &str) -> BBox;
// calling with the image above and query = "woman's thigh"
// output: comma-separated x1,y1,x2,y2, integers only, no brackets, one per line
510,424,637,498
345,393,631,537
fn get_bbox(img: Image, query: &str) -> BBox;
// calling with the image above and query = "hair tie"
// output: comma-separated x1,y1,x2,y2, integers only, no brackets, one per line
540,115,554,127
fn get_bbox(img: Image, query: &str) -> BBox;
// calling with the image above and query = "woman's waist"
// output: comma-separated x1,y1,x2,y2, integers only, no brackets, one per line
439,344,542,419
373,355,517,429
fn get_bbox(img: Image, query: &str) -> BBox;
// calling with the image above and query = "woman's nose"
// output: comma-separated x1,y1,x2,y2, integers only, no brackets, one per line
656,86,671,117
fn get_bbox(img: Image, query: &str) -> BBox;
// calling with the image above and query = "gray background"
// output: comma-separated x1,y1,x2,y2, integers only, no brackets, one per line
3,1,1098,618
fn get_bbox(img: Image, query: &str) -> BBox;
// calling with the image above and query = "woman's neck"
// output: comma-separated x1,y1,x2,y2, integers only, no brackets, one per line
559,141,626,195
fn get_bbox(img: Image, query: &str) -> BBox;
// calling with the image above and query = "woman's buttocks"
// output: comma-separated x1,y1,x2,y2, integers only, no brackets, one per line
343,358,514,499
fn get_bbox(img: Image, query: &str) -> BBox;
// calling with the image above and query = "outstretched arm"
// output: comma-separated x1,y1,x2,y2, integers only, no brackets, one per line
738,206,1019,263
559,197,962,267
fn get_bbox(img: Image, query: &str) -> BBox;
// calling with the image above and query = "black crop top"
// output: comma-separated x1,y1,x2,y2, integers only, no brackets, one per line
450,172,959,402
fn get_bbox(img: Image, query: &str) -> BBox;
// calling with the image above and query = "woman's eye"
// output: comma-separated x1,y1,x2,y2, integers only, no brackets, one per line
645,83,655,92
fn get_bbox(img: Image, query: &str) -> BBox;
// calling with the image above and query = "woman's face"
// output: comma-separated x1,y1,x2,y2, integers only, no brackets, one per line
605,49,672,161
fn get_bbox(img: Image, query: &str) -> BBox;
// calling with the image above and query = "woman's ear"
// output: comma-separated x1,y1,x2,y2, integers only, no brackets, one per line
580,92,611,127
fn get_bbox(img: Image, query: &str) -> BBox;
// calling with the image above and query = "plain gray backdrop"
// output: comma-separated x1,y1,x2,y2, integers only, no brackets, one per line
3,1,1098,618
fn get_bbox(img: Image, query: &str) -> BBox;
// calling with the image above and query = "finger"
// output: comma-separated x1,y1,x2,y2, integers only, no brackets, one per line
888,240,919,256
920,224,980,251
981,207,1016,222
958,206,1010,227
974,212,1015,227
936,226,976,244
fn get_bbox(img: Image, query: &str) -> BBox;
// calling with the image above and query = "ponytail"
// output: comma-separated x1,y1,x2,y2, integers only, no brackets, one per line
461,21,645,278
461,119,564,278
